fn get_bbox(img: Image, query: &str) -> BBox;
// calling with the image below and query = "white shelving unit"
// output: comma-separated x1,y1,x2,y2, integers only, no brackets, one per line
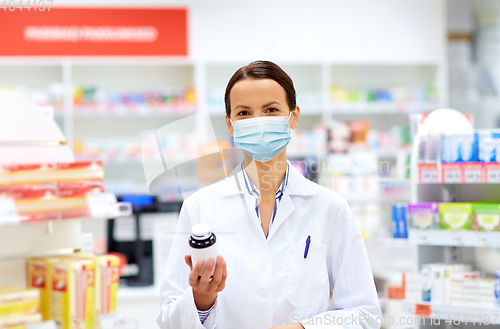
399,109,500,327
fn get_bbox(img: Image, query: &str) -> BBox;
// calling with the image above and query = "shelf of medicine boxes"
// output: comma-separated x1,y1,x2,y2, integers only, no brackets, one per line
403,115,500,324
205,62,443,116
0,210,133,290
399,301,500,325
409,183,500,247
0,193,132,260
206,103,439,117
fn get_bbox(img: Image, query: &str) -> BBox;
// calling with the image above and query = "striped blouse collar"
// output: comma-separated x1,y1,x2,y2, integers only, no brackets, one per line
240,161,290,198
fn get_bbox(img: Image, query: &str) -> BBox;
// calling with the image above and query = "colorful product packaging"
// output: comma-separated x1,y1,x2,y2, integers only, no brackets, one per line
391,204,408,238
439,203,473,231
26,256,62,321
94,255,120,317
477,131,500,163
408,203,439,229
0,162,105,223
49,259,95,329
441,134,462,163
0,313,42,329
0,287,40,317
472,203,500,231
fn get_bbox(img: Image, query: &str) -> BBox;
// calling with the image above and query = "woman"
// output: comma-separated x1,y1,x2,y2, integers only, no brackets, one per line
157,61,381,329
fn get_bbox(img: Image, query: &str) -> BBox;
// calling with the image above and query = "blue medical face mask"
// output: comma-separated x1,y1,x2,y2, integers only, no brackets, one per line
230,113,292,162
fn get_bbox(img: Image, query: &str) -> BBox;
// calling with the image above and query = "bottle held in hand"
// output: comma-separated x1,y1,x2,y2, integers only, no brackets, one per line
189,223,218,278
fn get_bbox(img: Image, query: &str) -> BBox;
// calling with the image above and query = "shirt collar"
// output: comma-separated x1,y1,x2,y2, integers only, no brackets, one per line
220,160,315,197
240,161,289,198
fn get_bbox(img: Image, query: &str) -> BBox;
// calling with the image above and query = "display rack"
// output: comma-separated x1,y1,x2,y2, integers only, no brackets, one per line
402,109,500,327
0,92,131,289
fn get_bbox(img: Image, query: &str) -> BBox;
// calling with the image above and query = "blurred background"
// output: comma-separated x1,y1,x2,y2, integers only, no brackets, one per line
1,1,500,329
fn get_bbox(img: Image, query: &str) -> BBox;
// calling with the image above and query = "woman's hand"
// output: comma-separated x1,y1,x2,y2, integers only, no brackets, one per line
269,324,305,329
184,254,227,311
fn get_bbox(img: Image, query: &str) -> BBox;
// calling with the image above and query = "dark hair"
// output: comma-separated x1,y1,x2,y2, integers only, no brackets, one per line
224,60,296,117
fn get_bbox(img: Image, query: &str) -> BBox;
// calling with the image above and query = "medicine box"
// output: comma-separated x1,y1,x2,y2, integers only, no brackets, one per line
408,203,439,229
439,203,473,231
49,258,95,329
94,255,120,317
441,133,478,163
472,203,500,231
27,256,62,321
0,313,42,328
0,287,40,317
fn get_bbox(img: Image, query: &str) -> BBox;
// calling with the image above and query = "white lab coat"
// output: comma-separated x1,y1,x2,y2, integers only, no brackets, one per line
157,162,381,329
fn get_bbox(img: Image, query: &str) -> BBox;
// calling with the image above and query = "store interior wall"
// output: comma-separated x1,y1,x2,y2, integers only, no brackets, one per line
13,2,500,328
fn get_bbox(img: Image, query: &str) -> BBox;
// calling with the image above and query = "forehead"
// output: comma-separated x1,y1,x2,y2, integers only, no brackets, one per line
230,78,287,107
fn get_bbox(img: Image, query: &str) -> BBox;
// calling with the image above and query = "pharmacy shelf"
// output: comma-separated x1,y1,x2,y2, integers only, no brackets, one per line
400,301,500,324
327,103,438,114
0,219,82,262
408,229,500,248
206,106,325,116
56,110,197,118
206,103,438,117
345,194,411,203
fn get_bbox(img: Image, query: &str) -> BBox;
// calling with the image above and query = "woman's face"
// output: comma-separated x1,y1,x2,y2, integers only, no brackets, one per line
226,78,299,136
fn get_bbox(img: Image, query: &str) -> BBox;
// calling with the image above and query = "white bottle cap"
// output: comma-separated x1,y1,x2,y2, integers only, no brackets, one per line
191,223,212,240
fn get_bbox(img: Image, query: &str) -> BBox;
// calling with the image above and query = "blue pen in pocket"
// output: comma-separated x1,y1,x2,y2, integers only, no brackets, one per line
304,235,311,259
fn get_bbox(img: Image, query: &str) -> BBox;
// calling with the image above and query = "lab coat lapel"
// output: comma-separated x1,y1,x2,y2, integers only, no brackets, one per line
266,192,295,241
220,163,268,244
266,164,316,241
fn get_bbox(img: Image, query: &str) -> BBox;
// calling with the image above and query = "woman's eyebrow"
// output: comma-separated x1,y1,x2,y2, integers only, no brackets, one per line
234,104,250,110
262,101,281,108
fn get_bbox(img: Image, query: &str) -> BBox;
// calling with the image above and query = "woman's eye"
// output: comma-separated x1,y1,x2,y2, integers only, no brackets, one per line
266,107,279,113
237,111,250,116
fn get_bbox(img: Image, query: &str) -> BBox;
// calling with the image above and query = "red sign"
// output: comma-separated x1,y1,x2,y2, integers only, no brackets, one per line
0,7,187,56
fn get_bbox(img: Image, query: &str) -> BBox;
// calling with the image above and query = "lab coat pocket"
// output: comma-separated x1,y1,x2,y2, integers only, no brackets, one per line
287,242,328,308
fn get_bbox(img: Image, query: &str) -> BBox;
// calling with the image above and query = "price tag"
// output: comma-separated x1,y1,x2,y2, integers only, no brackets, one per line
486,169,500,183
415,303,432,317
477,233,491,246
0,198,20,226
451,233,465,246
464,169,482,183
419,164,439,183
86,193,121,218
442,163,462,183
28,320,57,329
416,231,431,245
443,169,462,183
99,311,131,329
81,233,94,254
421,170,437,183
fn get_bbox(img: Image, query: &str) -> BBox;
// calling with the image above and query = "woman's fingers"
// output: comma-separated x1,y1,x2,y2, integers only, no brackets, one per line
184,254,193,270
216,259,227,292
187,255,228,294
198,257,216,290
209,256,224,290
188,259,205,287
